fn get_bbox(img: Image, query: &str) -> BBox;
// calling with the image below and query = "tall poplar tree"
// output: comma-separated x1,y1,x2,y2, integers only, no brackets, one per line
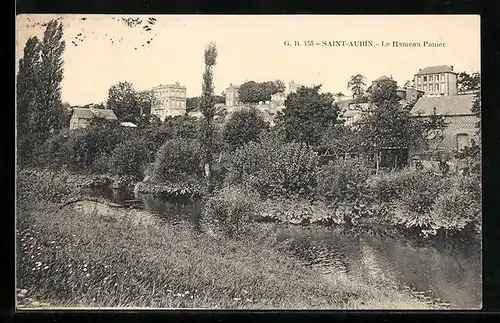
35,19,66,144
198,42,217,194
17,36,41,164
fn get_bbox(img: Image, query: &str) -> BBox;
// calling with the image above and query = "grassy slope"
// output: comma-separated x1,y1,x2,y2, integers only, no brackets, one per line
16,200,430,309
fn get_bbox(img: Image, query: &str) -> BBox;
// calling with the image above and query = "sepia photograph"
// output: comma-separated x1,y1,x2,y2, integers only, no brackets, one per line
15,14,481,310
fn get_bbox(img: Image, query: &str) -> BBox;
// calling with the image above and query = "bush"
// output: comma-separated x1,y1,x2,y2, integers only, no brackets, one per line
59,123,123,171
202,186,261,238
17,168,81,203
430,174,481,235
430,189,480,232
368,169,450,229
368,169,445,208
149,138,203,185
32,129,70,168
225,136,320,198
109,140,149,177
315,158,371,205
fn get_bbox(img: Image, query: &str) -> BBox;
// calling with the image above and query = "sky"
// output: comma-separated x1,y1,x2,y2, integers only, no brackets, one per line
16,14,480,106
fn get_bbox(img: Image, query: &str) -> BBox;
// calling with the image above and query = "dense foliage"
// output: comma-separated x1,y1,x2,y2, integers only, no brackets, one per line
202,186,261,238
225,135,320,198
316,158,372,205
149,138,203,185
17,20,67,164
109,140,149,177
237,80,285,103
276,85,340,147
222,107,269,150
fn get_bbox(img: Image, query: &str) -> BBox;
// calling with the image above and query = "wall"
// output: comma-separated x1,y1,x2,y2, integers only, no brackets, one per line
410,114,477,160
151,85,187,121
69,115,89,130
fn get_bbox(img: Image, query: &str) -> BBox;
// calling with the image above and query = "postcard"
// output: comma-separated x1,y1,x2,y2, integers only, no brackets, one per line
15,14,481,310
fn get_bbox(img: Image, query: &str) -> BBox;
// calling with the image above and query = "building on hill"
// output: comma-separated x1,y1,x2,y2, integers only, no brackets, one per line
413,65,458,97
409,94,477,171
69,107,118,130
151,82,187,122
225,83,241,107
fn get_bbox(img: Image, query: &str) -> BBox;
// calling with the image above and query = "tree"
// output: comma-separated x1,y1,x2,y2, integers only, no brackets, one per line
17,36,41,165
368,78,400,106
136,90,153,126
457,71,481,94
34,19,66,145
222,107,269,150
238,80,286,103
276,85,340,147
199,42,218,194
106,81,139,123
347,74,366,99
320,124,363,159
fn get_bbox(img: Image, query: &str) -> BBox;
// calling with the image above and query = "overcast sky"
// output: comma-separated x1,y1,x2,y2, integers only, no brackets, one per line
16,14,480,106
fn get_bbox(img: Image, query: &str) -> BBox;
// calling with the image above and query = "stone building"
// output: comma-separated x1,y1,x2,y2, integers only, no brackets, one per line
413,65,458,97
69,107,118,130
409,93,478,170
225,83,241,107
151,82,187,121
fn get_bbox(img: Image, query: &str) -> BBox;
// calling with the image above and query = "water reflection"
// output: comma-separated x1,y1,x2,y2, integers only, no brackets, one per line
276,225,481,309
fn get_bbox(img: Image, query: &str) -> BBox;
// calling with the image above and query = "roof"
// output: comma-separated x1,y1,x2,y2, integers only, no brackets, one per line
72,108,94,119
90,108,118,120
415,65,455,75
72,108,118,120
120,122,137,127
410,94,475,116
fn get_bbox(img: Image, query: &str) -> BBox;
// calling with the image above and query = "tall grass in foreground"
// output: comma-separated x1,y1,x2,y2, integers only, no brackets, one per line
16,200,429,309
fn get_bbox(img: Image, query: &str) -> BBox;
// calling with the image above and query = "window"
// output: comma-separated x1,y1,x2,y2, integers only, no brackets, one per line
424,85,427,91
436,84,440,91
423,76,427,82
435,74,439,81
457,133,470,151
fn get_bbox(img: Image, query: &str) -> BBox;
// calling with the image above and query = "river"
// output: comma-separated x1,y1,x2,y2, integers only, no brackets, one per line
83,187,482,309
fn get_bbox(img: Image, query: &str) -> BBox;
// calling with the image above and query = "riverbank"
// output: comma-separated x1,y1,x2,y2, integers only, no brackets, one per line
16,198,433,309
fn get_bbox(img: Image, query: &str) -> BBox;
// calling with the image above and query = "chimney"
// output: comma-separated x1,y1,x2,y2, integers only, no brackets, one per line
419,69,422,71
450,65,454,71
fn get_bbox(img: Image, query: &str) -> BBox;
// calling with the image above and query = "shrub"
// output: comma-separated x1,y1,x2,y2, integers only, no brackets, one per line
315,157,371,205
59,123,123,171
17,168,81,203
430,188,481,232
32,129,70,168
202,186,261,238
368,169,446,208
149,138,203,185
225,136,320,198
109,140,149,177
368,169,450,230
430,174,481,235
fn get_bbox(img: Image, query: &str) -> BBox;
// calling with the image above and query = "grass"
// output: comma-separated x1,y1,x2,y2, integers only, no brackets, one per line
16,199,431,309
